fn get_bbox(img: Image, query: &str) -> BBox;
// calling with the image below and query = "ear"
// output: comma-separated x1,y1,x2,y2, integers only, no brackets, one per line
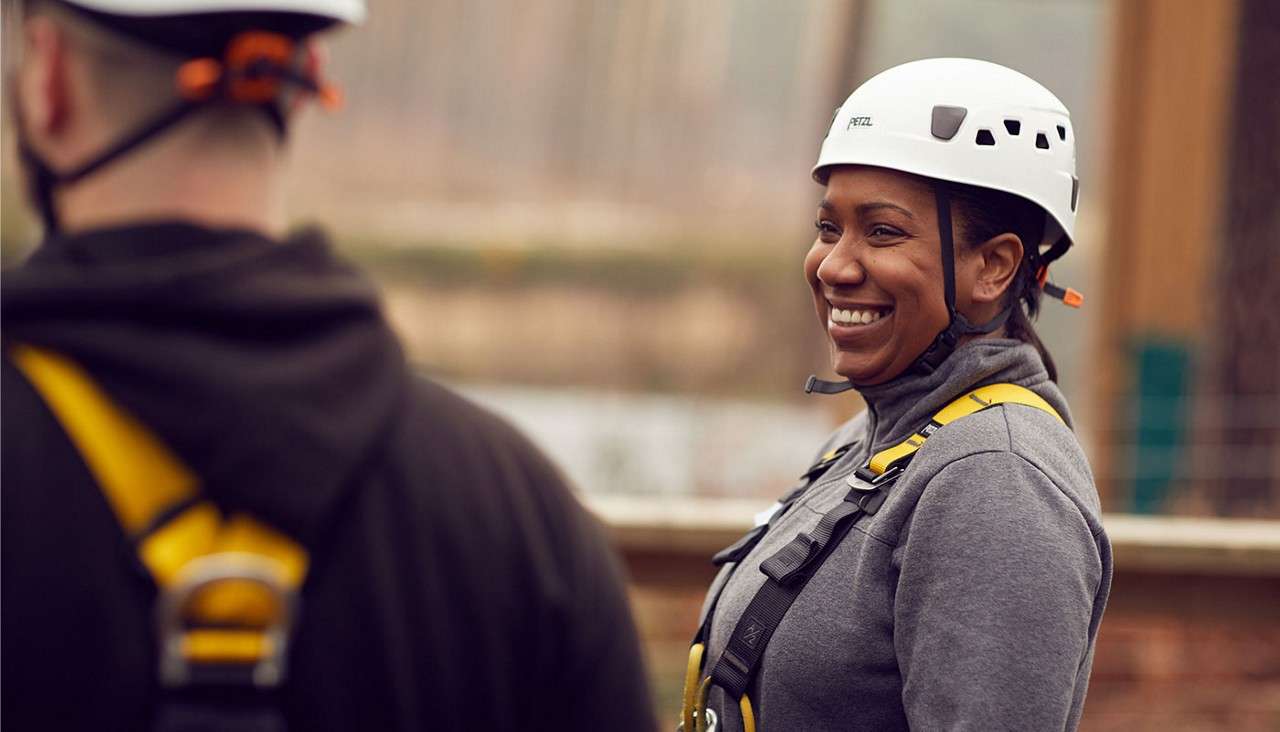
969,232,1024,304
19,16,72,140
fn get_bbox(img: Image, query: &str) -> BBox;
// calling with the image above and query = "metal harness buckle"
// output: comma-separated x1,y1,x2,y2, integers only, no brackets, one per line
853,461,905,487
157,552,297,689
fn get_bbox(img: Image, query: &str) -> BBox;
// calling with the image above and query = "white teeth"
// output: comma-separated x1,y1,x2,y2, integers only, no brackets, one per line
830,307,886,325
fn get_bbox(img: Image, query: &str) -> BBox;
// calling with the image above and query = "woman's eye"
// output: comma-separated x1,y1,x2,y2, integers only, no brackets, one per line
869,225,905,239
814,220,840,239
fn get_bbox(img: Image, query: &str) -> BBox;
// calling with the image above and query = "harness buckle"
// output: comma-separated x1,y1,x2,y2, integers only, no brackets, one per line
853,462,905,487
156,552,297,689
676,708,718,732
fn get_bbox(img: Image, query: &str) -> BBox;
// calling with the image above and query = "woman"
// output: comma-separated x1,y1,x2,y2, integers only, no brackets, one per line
681,59,1112,732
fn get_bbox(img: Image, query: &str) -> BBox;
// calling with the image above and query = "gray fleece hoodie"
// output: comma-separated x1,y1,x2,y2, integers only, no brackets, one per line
699,339,1112,731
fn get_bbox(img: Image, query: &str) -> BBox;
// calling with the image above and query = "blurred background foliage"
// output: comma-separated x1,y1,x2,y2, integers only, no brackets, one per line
1,0,1110,504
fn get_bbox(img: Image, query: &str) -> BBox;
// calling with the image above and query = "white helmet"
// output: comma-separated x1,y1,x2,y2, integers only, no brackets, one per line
55,0,364,24
813,57,1077,251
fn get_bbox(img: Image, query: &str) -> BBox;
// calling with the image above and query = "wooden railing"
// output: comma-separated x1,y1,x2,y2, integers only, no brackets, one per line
586,495,1280,728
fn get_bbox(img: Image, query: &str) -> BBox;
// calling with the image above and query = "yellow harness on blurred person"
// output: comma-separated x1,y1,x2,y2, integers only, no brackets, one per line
680,383,1062,732
11,344,308,731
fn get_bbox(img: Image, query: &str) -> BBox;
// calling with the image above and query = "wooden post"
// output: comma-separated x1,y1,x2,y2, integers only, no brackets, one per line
1204,0,1280,516
1093,0,1241,511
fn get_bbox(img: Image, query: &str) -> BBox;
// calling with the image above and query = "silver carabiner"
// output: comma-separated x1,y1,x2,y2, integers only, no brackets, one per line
675,708,717,732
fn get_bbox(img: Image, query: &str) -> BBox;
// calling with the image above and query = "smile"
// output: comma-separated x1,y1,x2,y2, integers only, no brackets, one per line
827,305,891,327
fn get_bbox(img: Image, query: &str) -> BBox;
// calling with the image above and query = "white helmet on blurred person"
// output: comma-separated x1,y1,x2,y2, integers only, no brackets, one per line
53,0,364,23
813,57,1078,253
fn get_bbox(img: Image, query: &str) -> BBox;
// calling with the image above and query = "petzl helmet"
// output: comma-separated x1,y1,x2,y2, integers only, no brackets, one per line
814,57,1078,251
805,58,1081,394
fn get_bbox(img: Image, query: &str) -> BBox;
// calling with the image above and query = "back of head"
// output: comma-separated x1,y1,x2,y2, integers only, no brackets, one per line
11,0,363,234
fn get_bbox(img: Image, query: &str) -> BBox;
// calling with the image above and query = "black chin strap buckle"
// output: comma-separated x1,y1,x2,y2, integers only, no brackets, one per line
914,328,959,375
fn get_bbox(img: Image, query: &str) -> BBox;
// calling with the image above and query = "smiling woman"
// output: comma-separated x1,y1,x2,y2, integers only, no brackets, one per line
680,58,1112,732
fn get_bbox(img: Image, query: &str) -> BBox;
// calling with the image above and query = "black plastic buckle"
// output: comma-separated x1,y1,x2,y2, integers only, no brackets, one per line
916,328,959,374
857,487,890,515
759,533,820,585
802,446,850,481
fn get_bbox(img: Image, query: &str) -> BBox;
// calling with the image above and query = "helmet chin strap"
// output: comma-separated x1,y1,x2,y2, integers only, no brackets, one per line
805,184,1011,395
18,100,202,236
908,185,1011,374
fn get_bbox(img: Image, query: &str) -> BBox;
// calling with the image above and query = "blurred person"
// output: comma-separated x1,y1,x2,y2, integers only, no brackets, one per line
0,2,656,730
680,59,1111,731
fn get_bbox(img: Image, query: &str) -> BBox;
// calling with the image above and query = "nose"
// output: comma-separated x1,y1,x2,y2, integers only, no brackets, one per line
816,236,866,290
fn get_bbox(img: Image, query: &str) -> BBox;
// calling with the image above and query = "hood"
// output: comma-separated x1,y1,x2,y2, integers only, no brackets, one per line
2,221,407,544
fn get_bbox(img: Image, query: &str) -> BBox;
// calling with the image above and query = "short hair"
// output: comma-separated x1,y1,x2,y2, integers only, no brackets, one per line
24,0,333,142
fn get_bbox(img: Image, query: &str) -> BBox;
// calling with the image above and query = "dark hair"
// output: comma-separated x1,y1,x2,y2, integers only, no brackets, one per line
945,182,1059,381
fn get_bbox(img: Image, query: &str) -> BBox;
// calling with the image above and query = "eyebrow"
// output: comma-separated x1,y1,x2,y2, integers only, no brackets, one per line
818,199,917,220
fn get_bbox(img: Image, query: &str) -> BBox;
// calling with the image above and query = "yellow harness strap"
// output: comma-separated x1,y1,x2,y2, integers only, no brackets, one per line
10,344,308,673
866,382,1062,475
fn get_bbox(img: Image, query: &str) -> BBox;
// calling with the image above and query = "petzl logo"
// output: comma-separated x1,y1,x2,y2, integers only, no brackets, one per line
742,619,764,648
846,115,873,129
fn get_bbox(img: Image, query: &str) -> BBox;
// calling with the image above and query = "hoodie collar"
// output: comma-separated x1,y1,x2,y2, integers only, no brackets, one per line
3,221,408,546
857,338,1072,455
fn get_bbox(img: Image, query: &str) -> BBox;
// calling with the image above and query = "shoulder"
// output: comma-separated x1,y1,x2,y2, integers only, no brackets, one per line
398,375,553,472
382,374,597,551
888,401,1104,541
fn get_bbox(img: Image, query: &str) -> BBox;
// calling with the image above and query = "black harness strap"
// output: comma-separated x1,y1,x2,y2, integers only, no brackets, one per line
697,442,856,642
708,481,889,699
682,383,1064,731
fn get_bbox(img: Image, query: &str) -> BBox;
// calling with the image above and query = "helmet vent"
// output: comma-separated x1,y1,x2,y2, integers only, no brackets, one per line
975,129,996,146
1071,176,1080,211
1057,125,1068,141
931,105,968,141
1003,120,1021,136
1036,132,1051,150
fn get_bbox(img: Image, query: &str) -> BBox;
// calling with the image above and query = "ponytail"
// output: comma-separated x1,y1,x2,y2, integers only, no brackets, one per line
1005,287,1058,381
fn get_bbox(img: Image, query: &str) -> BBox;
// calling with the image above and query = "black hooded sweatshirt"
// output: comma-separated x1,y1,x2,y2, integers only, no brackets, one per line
1,222,655,731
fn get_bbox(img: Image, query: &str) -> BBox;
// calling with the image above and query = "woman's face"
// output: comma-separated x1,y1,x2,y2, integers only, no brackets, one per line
804,166,960,386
